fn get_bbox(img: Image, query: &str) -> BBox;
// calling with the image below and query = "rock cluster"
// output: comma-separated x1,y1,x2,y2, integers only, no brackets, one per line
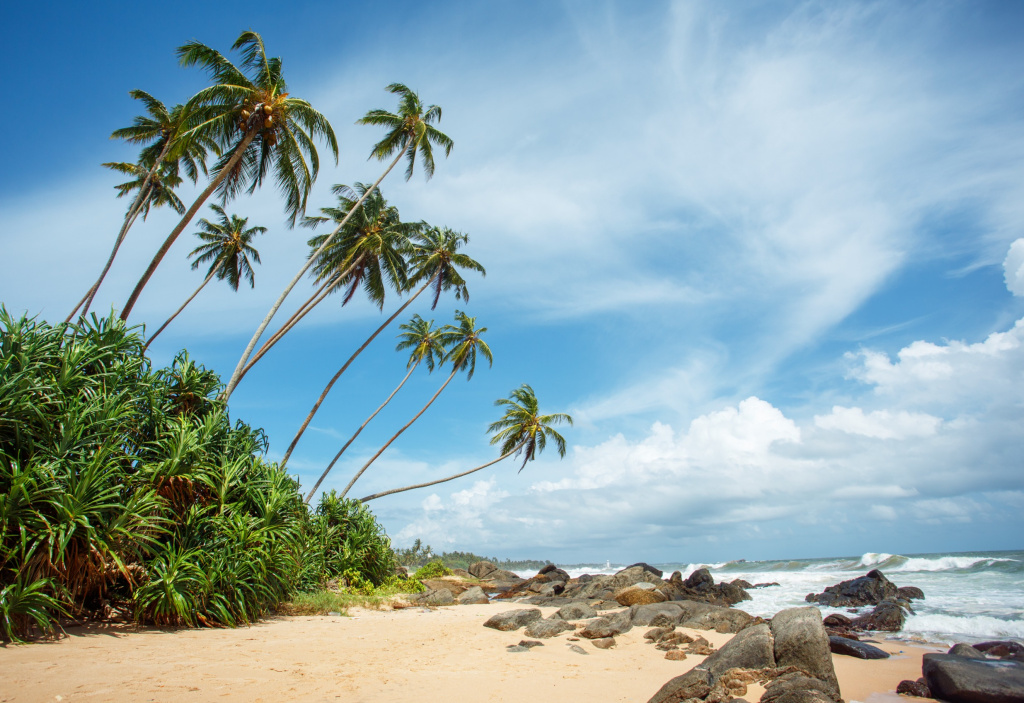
648,607,843,703
895,641,1024,701
806,570,924,634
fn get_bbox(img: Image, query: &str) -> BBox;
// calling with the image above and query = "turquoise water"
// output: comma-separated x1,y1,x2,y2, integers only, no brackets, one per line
534,550,1024,645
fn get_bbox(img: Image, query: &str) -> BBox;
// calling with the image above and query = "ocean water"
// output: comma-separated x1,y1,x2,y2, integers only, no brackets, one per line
524,550,1024,646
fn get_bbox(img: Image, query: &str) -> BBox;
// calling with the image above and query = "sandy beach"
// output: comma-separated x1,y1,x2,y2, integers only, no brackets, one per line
0,602,938,703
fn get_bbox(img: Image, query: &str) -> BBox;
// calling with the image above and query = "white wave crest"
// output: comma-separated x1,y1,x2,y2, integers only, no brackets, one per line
857,552,899,567
904,613,1024,641
889,556,1018,572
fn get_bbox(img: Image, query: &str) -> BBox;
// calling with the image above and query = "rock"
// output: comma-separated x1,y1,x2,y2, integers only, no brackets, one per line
574,565,666,600
536,582,565,597
665,650,688,661
456,586,489,605
673,601,755,633
468,560,523,584
553,602,598,621
732,578,754,588
761,672,842,703
923,652,1024,703
567,643,589,655
645,626,676,641
483,608,542,631
578,609,632,639
752,582,782,588
394,565,409,577
469,560,499,579
685,568,715,590
524,618,573,639
450,568,471,578
829,636,890,659
976,642,1024,659
592,637,616,649
896,679,932,697
538,564,571,581
518,639,544,648
898,586,925,600
822,614,852,628
627,562,665,578
631,602,685,626
647,667,713,703
949,643,987,660
771,607,841,700
851,601,907,632
615,582,668,606
659,632,695,647
506,645,530,652
416,588,455,606
805,569,901,607
698,623,775,677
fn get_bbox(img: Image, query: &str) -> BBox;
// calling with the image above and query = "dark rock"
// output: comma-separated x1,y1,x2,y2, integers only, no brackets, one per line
573,565,665,600
553,602,598,621
761,673,842,703
949,643,987,660
469,560,499,579
896,679,931,697
416,588,455,606
456,586,489,605
805,569,902,608
674,600,756,633
697,622,775,676
483,608,542,631
518,639,544,648
394,565,409,578
645,626,676,641
829,636,890,659
977,642,1024,659
851,600,907,632
647,667,713,703
684,568,715,590
822,614,852,628
535,582,565,597
627,562,664,578
469,560,524,584
923,653,1024,703
752,582,782,588
898,586,925,600
771,607,841,699
731,578,754,588
631,602,685,626
592,637,616,649
524,618,573,639
577,574,594,584
579,609,632,639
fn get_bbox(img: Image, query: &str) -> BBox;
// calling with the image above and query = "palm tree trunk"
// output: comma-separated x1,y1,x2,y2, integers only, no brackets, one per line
337,367,459,492
358,446,521,503
236,258,362,382
141,263,221,352
220,141,412,402
120,130,258,321
304,361,419,504
278,275,435,469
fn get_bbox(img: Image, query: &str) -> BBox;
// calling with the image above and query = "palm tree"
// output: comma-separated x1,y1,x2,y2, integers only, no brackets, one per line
142,205,265,351
277,229,484,469
359,384,572,502
221,83,453,402
303,315,445,503
339,311,491,494
68,93,218,321
120,31,338,321
235,184,415,377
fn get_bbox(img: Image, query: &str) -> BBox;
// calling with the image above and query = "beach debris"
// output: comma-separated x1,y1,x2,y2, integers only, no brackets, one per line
923,652,1024,702
483,608,542,631
567,644,589,655
524,618,573,639
456,586,489,605
828,635,890,659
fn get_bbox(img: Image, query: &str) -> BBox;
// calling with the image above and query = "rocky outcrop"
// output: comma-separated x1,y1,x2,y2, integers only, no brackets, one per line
564,565,667,600
805,569,922,608
828,635,890,659
628,600,756,633
923,652,1024,703
662,568,752,606
483,608,542,631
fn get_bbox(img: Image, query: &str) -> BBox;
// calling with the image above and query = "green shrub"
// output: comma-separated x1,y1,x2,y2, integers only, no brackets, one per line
413,560,452,580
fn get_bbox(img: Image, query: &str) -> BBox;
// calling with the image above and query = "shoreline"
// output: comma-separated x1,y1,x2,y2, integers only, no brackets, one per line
0,602,939,703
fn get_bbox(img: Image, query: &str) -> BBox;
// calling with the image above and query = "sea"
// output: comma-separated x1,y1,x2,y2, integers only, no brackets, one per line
518,549,1024,646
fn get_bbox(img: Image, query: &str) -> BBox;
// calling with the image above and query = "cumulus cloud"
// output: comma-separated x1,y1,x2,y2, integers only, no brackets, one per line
1005,238,1024,296
814,407,941,439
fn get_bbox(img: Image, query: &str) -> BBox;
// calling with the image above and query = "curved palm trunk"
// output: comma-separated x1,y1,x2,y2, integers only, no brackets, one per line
120,130,258,321
141,262,221,352
336,367,458,492
303,361,419,504
278,276,435,469
359,446,521,503
220,141,412,402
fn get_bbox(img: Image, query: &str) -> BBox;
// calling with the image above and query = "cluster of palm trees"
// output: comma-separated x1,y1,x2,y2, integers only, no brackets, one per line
60,29,572,512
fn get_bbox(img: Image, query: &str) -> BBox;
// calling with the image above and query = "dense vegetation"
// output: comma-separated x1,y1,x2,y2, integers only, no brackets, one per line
0,311,394,642
394,540,551,572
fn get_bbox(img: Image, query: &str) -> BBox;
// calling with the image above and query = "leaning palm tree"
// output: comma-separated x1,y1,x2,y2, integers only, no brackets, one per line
68,93,218,321
120,30,338,321
142,205,265,351
338,311,491,494
359,384,572,502
277,229,484,469
221,83,453,402
303,315,445,503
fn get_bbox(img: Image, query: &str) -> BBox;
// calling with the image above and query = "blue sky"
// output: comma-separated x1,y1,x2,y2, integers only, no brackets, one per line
3,0,1024,563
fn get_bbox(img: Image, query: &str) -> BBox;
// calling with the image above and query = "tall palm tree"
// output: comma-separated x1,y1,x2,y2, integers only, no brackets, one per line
304,315,445,503
120,31,338,321
142,205,265,351
68,93,218,321
235,184,415,376
359,384,572,502
340,311,491,494
277,229,484,468
221,83,453,402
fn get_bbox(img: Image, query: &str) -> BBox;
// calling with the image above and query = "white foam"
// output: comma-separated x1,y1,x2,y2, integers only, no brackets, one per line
888,556,1019,572
857,552,897,567
904,613,1024,641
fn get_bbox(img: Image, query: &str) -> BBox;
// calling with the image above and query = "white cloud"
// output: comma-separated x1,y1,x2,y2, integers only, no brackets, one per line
1005,238,1024,296
814,406,941,440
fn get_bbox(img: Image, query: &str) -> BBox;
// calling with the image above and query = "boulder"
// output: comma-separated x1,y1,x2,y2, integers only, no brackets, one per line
468,560,523,584
578,609,632,639
518,639,543,648
949,643,987,660
685,568,715,591
761,672,842,703
573,565,665,600
829,636,890,659
697,623,775,677
771,607,841,700
615,582,668,606
537,564,571,581
644,626,676,641
627,562,665,578
659,568,751,606
731,578,754,589
976,642,1024,659
421,578,471,596
524,618,573,639
851,601,907,632
483,608,542,631
923,653,1024,703
805,569,900,607
674,601,755,633
535,582,565,597
647,667,713,703
567,643,589,655
416,588,455,606
752,582,782,589
821,614,852,628
896,679,932,697
456,586,489,605
468,560,499,579
664,650,688,661
592,637,616,649
898,585,925,600
553,602,598,621
631,602,685,626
